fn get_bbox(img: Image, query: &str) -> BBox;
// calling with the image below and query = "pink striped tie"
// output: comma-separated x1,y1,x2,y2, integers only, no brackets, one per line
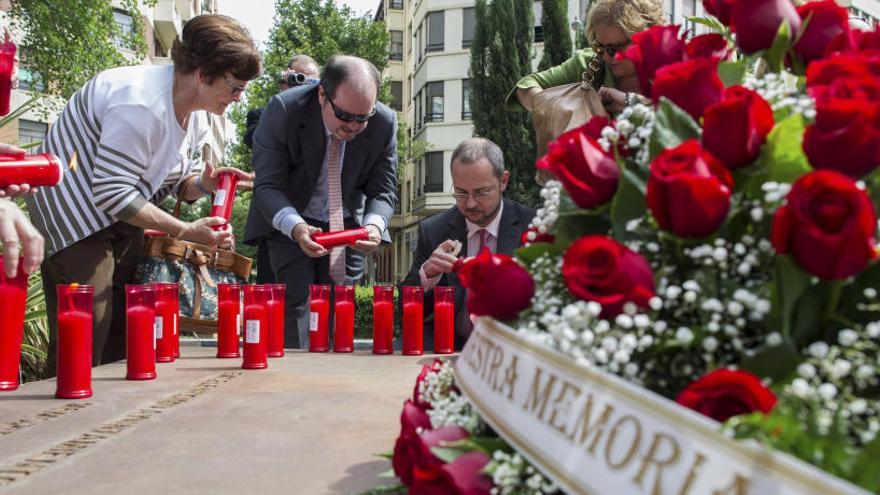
477,228,490,254
327,137,345,284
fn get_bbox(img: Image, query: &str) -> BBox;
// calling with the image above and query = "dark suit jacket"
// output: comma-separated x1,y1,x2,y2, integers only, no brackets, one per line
244,84,398,267
402,198,535,346
243,107,264,149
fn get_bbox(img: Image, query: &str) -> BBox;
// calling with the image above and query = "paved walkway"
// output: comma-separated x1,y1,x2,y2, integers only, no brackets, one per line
0,347,429,494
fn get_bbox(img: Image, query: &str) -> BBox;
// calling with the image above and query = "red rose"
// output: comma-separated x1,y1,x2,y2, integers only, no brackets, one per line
651,58,724,121
803,75,880,178
825,28,880,57
413,359,444,409
792,0,850,66
520,226,554,246
806,54,880,88
676,369,777,423
729,0,801,55
536,126,619,209
392,400,434,485
458,249,534,321
702,85,774,170
771,170,877,280
618,25,686,95
411,425,471,480
410,452,493,495
561,236,655,318
685,33,732,61
647,140,733,238
703,0,732,25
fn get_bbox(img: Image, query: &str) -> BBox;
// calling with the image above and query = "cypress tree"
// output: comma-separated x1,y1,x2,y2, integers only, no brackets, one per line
538,0,573,71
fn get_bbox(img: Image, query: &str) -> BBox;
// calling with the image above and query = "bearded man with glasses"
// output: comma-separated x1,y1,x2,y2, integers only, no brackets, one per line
401,138,535,350
246,55,398,350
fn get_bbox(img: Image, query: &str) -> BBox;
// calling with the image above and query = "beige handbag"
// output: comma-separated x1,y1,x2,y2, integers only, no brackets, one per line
531,56,609,184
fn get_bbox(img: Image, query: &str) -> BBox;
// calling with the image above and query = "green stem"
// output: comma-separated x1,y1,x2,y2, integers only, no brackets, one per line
821,280,844,326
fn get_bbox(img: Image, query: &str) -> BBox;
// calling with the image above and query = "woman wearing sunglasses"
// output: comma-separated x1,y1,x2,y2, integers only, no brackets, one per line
26,14,260,374
509,0,664,115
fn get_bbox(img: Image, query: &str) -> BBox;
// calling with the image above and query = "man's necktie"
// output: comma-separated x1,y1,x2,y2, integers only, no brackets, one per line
477,228,490,254
327,137,345,284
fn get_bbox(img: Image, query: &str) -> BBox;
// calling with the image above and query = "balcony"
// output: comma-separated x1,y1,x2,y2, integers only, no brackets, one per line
412,191,454,216
175,0,196,21
153,0,182,49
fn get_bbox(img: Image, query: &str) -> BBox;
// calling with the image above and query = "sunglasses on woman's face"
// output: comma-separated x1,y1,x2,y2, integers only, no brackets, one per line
592,40,632,58
325,92,376,124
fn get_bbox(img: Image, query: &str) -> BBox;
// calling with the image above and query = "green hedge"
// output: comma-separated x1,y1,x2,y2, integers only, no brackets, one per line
354,285,402,339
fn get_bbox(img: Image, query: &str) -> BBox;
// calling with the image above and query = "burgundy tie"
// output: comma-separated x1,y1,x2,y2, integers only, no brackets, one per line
477,228,490,254
327,137,345,284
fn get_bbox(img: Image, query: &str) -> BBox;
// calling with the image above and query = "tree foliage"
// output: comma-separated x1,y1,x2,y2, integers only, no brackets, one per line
8,0,155,100
537,0,572,71
469,0,541,207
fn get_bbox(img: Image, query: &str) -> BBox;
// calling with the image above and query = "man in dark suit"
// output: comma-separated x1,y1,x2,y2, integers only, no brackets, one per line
243,55,320,284
246,55,397,349
402,138,535,349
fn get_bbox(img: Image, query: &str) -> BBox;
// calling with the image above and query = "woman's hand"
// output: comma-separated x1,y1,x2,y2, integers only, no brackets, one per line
0,199,44,276
198,160,255,193
0,144,38,198
176,217,234,249
598,86,628,114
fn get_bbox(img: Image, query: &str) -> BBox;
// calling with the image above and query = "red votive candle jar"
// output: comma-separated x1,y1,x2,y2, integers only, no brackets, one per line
126,284,157,380
217,283,241,358
402,286,424,355
0,153,65,188
333,285,355,353
267,284,286,357
0,40,15,116
155,283,178,363
242,285,269,369
55,284,94,399
311,227,370,249
0,263,28,391
434,286,455,354
372,285,394,354
309,284,330,352
210,171,239,231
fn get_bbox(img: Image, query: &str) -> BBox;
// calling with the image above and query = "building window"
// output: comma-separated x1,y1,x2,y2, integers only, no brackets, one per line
462,8,475,48
682,0,697,33
407,25,413,54
415,88,422,129
461,79,471,120
424,81,444,123
390,81,403,111
426,11,444,52
533,1,544,42
390,30,404,61
663,0,675,23
424,152,444,193
390,0,403,9
18,119,47,147
18,67,44,93
112,9,135,49
405,180,411,212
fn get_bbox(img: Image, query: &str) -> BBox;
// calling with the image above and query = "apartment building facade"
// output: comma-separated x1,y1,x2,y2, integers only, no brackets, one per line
0,0,229,167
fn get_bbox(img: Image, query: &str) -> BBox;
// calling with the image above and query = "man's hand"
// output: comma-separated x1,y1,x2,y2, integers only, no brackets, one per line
353,224,382,253
199,160,255,192
423,239,461,279
176,217,234,249
0,199,44,276
293,223,327,258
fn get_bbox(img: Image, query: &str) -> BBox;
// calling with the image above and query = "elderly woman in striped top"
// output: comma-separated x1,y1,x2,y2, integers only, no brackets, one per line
26,14,260,373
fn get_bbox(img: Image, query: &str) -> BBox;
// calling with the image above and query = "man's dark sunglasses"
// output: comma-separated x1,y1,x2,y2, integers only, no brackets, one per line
592,40,632,57
325,91,376,123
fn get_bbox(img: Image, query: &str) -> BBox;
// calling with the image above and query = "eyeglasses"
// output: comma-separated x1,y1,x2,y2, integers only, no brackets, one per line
591,40,632,58
325,92,376,124
452,188,497,202
224,74,247,96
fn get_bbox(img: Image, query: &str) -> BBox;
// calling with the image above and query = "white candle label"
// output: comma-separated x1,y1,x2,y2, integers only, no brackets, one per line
154,316,163,340
237,314,242,335
309,312,319,332
213,189,227,206
245,320,260,343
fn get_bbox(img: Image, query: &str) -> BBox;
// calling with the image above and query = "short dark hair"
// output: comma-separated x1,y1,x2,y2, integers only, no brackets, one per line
287,54,319,72
451,138,505,179
320,55,380,101
171,14,261,82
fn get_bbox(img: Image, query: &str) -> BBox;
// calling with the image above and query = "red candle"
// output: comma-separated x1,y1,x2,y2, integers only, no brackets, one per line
434,286,455,354
155,284,178,363
216,284,241,358
333,285,355,353
311,227,370,249
267,284,286,357
0,41,15,116
126,285,157,380
372,285,394,354
0,263,28,391
210,171,239,231
402,286,423,355
309,284,330,352
0,153,64,188
242,285,269,369
55,284,94,399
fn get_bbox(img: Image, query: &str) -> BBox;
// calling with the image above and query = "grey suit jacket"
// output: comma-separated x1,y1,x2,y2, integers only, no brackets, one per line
401,198,536,345
244,84,398,259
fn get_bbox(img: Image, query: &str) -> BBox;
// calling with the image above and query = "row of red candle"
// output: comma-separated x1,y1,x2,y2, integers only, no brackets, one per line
216,283,286,368
0,264,29,392
124,283,180,381
308,285,455,355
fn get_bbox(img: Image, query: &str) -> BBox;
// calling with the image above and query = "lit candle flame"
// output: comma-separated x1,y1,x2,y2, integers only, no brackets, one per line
68,151,78,173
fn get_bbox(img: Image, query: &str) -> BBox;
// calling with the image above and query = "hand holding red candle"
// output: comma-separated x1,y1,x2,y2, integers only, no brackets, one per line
311,227,370,249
